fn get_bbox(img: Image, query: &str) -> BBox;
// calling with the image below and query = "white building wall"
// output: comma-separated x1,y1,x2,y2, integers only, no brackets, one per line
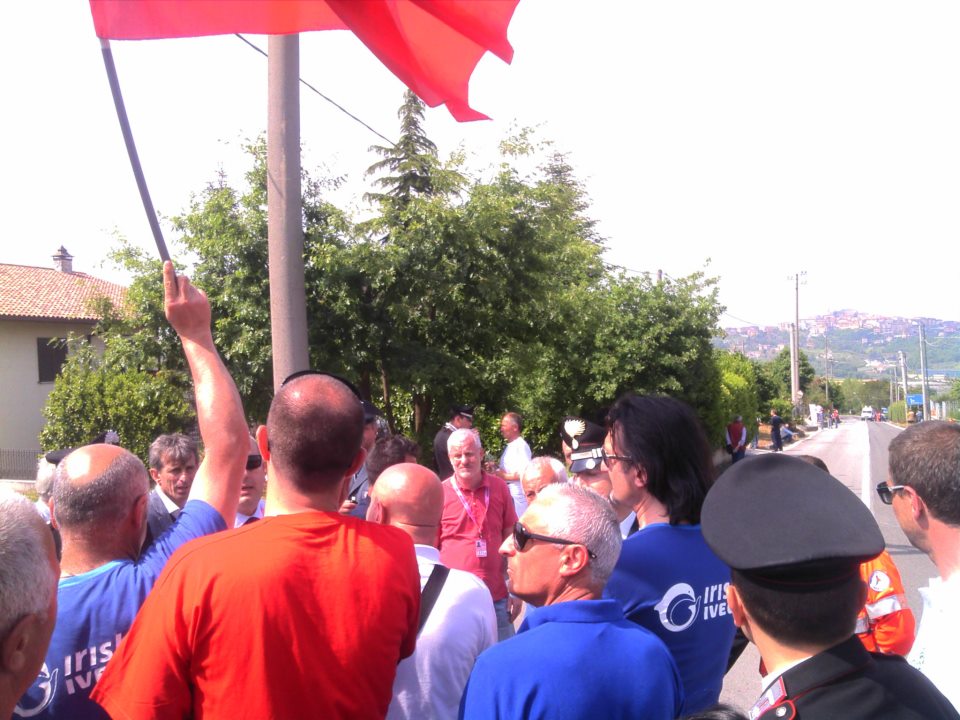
0,319,95,457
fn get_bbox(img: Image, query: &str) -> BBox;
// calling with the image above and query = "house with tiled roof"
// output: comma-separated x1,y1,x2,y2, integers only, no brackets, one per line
0,247,127,479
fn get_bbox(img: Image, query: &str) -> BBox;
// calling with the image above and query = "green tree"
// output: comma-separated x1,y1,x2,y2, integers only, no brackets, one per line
716,351,759,437
40,338,193,462
767,347,815,398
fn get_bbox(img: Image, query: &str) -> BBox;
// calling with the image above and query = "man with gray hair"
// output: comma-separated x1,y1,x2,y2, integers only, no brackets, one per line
17,262,248,719
141,432,199,549
459,483,682,719
439,428,519,640
520,456,567,504
0,490,59,720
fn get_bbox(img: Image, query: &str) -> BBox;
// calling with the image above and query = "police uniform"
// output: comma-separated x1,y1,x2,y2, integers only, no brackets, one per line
702,454,959,720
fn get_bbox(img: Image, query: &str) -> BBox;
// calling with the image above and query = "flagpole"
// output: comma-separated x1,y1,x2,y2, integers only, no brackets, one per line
99,38,171,264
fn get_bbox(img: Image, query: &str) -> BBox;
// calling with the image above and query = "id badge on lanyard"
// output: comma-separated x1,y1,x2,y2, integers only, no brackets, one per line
453,482,490,557
475,539,488,557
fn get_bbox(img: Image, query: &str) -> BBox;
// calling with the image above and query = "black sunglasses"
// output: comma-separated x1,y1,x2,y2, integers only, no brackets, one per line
875,481,906,505
246,455,263,471
600,447,632,466
280,370,362,399
512,522,597,559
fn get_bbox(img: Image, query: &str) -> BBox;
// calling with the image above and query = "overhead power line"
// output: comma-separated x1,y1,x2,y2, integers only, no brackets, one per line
235,34,397,147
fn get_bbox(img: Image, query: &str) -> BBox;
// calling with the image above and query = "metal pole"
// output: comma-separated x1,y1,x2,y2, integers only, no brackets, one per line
899,350,909,413
824,332,830,404
267,34,310,391
919,323,929,422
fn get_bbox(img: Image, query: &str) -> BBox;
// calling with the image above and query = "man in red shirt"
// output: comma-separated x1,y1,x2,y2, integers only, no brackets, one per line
439,428,519,640
92,373,420,720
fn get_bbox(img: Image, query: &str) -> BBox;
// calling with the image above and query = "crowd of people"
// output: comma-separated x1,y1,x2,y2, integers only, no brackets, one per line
1,262,958,720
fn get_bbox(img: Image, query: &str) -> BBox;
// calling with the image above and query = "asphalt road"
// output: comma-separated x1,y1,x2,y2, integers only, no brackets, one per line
718,418,935,713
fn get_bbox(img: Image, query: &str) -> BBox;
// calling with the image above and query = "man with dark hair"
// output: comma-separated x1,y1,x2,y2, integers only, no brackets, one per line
235,435,266,526
886,421,960,709
434,404,473,479
768,409,784,452
703,454,957,719
460,483,682,719
342,400,384,518
601,394,733,714
93,373,421,720
142,432,199,549
18,263,249,720
367,435,420,485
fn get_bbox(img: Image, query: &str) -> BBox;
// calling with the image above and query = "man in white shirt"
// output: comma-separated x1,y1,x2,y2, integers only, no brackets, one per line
235,435,266,527
142,433,199,550
368,462,496,720
887,421,960,711
497,412,531,518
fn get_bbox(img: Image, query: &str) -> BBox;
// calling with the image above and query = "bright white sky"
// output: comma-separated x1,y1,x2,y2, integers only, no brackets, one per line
3,1,959,327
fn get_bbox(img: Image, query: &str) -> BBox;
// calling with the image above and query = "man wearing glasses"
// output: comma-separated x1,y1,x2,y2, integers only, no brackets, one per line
601,394,734,715
235,435,266,526
884,421,960,711
459,483,682,719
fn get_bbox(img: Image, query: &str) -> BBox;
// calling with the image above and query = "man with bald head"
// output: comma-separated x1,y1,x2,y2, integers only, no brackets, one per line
369,463,496,720
17,262,249,720
93,372,421,720
0,491,59,720
521,456,567,504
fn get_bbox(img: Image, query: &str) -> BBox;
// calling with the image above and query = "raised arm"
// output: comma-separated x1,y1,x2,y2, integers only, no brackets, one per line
164,262,247,525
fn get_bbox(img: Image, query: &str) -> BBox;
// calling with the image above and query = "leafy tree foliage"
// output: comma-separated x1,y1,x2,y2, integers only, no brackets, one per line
46,97,729,461
40,338,193,462
716,351,760,437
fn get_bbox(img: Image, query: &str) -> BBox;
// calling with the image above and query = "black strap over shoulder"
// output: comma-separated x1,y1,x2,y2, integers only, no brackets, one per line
418,564,450,634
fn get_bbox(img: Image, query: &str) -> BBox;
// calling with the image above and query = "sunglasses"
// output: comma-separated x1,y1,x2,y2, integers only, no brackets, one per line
246,455,263,471
875,481,906,505
512,522,597,559
600,447,632,466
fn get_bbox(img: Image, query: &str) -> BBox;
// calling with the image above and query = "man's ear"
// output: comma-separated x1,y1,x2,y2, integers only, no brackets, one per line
633,463,648,491
345,447,367,480
1,613,39,674
907,487,927,524
558,545,590,578
48,498,59,531
256,425,270,462
726,584,750,634
148,467,160,483
131,491,148,534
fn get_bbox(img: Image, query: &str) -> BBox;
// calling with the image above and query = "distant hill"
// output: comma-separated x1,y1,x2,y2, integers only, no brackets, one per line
714,310,960,384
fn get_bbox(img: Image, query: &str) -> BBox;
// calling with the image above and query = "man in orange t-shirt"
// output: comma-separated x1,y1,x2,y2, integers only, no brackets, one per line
92,374,420,720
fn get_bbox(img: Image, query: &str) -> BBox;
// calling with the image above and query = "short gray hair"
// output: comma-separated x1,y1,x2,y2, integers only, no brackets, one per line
53,451,148,529
534,483,622,587
448,428,482,454
0,490,57,638
148,433,198,471
35,457,57,501
522,456,568,485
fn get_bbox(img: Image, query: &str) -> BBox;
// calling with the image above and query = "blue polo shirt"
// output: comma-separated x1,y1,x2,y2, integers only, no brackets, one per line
459,599,682,719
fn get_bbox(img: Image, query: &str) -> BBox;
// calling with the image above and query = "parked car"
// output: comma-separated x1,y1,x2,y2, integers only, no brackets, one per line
861,406,874,421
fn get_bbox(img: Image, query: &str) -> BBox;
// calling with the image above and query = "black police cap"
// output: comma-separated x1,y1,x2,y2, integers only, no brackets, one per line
561,417,607,473
702,454,884,579
450,404,474,420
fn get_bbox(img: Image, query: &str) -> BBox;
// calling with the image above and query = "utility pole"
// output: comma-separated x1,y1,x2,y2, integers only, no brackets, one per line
787,272,806,418
899,350,908,412
919,323,930,421
823,329,830,406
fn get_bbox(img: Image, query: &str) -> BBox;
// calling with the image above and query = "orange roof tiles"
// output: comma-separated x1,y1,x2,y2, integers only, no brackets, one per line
0,263,127,322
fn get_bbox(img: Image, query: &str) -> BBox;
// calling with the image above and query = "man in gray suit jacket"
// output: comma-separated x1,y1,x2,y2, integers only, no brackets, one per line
142,433,199,551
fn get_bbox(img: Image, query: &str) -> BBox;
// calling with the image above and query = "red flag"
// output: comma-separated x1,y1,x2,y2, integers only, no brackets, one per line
88,0,520,121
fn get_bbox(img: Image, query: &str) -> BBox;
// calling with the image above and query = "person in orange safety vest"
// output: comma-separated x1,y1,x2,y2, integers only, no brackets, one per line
857,549,916,655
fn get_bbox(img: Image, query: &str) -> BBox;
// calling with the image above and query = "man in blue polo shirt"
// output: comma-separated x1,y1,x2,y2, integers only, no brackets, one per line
15,262,249,720
459,483,682,719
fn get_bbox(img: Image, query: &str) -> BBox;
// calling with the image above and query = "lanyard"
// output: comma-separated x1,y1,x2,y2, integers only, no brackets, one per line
452,480,489,534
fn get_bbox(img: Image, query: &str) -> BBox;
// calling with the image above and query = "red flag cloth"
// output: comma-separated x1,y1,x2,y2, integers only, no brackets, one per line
88,0,520,121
